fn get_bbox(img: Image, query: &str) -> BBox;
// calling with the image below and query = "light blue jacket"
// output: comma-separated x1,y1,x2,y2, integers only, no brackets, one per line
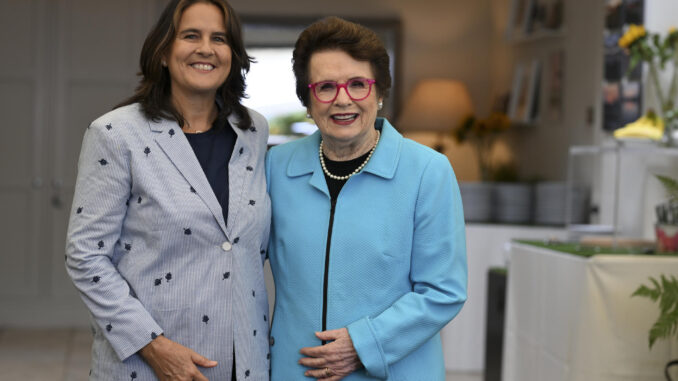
266,118,467,380
66,103,271,380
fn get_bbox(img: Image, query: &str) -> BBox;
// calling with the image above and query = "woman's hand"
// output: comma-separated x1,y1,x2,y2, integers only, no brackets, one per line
299,328,362,380
139,335,217,381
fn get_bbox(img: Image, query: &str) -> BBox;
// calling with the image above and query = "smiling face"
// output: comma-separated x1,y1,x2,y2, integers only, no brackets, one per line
307,49,382,154
166,2,232,101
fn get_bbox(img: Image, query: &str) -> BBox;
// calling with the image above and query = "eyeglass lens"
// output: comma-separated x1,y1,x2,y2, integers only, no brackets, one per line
314,78,373,102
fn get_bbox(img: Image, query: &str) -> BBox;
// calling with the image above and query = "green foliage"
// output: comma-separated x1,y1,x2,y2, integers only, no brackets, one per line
632,274,678,348
268,111,312,136
656,174,678,202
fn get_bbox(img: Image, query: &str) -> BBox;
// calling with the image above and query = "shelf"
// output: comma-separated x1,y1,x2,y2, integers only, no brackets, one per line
507,28,567,44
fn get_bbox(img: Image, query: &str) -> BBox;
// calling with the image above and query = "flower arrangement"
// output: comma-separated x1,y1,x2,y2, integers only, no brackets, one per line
454,112,512,181
616,24,678,144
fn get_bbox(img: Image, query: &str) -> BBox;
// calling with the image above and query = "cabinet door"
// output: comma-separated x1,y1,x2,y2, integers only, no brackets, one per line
47,0,150,300
0,0,44,299
0,0,161,325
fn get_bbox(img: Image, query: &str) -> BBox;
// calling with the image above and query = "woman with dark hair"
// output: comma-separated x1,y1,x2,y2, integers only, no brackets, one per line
266,16,467,380
65,1,270,380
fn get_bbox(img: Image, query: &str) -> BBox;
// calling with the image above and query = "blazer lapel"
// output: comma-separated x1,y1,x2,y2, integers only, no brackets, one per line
149,118,228,236
286,131,330,197
225,113,248,237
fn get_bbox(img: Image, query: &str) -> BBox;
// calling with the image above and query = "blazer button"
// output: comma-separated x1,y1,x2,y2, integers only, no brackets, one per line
222,242,232,251
269,336,275,346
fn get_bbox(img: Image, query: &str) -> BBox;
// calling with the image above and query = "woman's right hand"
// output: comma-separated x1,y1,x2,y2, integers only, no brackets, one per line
139,335,217,381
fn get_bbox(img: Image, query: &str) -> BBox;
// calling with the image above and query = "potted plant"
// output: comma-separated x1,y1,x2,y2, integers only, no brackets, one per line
632,275,678,380
454,112,513,223
655,174,678,253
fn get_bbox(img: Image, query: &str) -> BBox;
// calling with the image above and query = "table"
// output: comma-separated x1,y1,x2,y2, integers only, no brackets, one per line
502,243,678,381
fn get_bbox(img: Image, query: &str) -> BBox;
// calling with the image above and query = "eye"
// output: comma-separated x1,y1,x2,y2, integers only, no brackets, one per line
183,33,199,40
318,82,336,92
349,79,368,89
212,35,227,43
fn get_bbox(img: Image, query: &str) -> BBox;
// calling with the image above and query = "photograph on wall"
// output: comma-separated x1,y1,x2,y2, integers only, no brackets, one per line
507,0,532,39
525,0,564,34
508,0,564,38
508,60,542,123
602,0,644,131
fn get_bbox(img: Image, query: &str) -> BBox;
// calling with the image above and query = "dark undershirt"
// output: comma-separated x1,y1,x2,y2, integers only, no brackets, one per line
323,150,371,201
184,115,236,225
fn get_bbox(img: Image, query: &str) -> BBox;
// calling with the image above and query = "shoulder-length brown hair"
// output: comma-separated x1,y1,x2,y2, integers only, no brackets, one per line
292,16,391,108
117,0,253,129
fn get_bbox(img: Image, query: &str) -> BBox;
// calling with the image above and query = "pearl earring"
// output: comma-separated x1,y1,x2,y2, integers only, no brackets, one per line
378,100,383,110
306,113,311,119
162,60,167,67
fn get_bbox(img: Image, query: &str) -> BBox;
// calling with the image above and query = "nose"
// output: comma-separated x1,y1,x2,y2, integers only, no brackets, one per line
195,37,214,56
334,85,353,105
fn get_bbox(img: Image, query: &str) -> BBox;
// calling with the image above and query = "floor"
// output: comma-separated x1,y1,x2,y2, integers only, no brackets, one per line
0,328,483,381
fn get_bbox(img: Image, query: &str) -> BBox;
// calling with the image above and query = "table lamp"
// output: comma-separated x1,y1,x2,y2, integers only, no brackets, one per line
397,79,474,152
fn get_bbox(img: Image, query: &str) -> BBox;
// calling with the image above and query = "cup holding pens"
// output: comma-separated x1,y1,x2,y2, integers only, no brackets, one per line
655,224,678,253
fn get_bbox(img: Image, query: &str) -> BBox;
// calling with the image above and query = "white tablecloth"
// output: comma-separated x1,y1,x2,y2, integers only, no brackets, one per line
502,243,678,381
441,225,566,371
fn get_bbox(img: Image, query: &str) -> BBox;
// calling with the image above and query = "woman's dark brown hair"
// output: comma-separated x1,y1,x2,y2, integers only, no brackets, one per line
292,16,391,108
117,0,253,129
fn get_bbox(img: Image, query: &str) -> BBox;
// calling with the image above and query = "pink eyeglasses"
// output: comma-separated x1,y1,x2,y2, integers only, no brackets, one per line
308,78,376,103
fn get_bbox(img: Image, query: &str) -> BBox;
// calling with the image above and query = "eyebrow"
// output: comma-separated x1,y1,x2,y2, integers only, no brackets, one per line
178,28,227,37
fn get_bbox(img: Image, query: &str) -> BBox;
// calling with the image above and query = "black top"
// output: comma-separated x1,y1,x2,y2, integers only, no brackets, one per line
323,150,371,201
184,118,237,225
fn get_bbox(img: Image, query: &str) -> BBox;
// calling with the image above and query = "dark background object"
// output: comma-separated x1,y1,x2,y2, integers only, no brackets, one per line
484,268,507,381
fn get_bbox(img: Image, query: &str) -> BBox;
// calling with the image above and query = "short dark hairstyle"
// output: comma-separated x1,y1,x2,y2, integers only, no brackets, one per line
117,0,253,129
292,16,391,108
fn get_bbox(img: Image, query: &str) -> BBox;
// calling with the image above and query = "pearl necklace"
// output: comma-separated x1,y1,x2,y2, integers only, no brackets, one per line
319,130,381,180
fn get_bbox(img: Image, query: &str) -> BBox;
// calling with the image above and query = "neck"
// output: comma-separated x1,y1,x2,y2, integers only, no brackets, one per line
322,128,377,161
171,91,218,133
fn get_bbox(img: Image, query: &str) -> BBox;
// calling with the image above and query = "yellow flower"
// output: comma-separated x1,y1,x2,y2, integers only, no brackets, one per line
619,24,646,48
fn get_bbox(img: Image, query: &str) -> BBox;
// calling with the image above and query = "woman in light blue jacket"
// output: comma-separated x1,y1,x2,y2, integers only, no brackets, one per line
266,17,467,380
66,1,270,380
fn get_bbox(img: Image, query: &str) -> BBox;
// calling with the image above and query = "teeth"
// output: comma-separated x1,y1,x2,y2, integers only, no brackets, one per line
192,63,214,71
332,114,357,120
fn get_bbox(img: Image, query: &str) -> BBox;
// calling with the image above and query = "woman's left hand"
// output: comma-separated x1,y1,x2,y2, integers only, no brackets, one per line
299,328,362,380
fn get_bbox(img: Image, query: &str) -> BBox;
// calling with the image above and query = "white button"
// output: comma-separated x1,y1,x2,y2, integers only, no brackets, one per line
222,242,232,251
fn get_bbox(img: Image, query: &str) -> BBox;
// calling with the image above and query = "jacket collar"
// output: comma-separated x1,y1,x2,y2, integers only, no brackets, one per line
286,118,402,180
147,110,251,238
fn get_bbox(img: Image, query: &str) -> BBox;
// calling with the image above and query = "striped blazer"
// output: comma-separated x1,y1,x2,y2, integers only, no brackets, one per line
65,103,271,380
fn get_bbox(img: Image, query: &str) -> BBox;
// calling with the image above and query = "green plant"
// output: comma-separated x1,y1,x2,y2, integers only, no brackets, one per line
631,274,678,348
657,174,678,202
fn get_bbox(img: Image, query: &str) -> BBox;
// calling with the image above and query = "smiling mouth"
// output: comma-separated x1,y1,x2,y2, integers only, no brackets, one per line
331,113,358,121
191,63,215,71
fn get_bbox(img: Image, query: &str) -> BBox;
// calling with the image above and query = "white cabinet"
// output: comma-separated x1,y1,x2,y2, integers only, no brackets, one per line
441,224,567,372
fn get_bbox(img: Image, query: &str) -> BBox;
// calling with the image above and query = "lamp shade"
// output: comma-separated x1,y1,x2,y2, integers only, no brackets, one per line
397,79,474,133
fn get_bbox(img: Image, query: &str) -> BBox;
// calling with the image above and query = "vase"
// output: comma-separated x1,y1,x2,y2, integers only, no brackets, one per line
493,182,532,224
662,118,678,147
459,182,493,223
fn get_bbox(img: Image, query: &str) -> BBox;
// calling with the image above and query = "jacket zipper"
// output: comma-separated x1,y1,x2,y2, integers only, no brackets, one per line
322,197,337,345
